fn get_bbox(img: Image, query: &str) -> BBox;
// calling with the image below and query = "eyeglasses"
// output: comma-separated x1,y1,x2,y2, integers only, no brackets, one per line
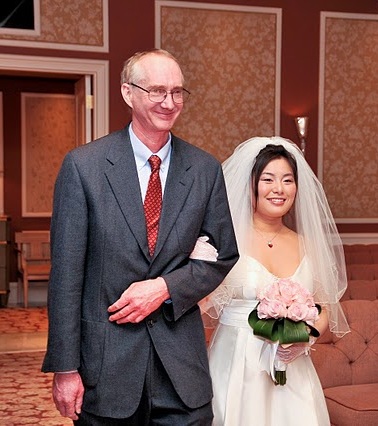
129,83,190,104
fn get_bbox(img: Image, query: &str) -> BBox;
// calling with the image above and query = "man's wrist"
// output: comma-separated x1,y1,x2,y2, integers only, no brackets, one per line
156,276,170,301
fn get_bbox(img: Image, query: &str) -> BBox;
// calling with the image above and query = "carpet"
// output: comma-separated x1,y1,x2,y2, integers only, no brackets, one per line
0,351,71,425
0,307,71,425
0,307,48,334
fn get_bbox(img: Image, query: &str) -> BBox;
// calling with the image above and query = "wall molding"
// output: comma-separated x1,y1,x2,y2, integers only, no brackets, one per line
318,12,378,224
0,0,108,52
0,54,109,139
0,54,109,219
340,233,378,245
0,92,3,216
155,1,282,162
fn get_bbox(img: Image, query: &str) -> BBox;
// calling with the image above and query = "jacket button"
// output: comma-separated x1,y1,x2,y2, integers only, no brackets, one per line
147,319,155,328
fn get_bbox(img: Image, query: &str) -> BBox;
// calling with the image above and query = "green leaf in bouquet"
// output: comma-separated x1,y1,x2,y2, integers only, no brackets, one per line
248,309,280,342
247,308,260,328
278,318,310,344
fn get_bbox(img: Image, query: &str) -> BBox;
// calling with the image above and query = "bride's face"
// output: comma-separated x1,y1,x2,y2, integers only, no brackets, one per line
253,157,297,220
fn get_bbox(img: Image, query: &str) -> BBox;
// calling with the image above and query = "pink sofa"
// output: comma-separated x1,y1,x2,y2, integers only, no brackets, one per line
341,280,378,301
311,245,378,424
343,244,378,264
311,299,378,425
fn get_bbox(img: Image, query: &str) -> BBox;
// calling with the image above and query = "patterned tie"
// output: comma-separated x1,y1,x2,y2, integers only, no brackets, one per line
144,155,162,256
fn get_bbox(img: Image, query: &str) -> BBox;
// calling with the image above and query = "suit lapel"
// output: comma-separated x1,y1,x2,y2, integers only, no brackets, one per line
153,137,194,259
104,132,194,262
104,129,149,258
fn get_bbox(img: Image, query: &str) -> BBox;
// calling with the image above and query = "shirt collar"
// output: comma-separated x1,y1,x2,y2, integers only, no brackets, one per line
129,123,171,171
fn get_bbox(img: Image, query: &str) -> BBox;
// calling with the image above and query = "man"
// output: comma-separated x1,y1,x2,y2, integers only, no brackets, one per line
42,49,239,425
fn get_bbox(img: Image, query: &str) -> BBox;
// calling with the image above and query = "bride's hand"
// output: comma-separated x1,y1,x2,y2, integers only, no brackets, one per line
276,342,308,363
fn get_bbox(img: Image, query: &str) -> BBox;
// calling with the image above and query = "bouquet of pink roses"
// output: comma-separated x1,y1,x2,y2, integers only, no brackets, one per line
248,278,321,385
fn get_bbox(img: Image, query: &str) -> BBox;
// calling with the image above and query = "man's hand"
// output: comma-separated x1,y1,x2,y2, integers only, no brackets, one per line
53,372,84,420
108,277,170,324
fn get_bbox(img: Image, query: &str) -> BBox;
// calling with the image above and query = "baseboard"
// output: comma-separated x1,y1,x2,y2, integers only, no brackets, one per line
8,281,48,307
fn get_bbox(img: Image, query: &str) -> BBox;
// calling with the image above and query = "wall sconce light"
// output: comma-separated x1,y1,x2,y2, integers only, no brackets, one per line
294,116,309,155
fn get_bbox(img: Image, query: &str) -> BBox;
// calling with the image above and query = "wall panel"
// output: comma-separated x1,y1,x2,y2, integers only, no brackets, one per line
156,1,281,162
319,12,378,223
21,93,76,217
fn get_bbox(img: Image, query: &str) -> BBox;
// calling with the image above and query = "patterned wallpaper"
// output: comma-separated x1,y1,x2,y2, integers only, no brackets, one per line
22,94,76,217
0,0,106,51
157,3,281,162
319,13,378,222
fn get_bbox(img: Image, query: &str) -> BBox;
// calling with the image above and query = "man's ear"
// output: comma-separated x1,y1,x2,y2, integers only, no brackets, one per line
121,83,132,108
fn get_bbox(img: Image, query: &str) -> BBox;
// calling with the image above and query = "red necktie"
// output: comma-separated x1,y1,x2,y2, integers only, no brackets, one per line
144,155,162,256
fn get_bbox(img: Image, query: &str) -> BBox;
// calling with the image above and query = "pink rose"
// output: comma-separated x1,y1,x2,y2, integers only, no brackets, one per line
287,302,310,321
258,299,287,319
295,286,313,305
305,306,320,322
258,281,280,301
278,279,299,306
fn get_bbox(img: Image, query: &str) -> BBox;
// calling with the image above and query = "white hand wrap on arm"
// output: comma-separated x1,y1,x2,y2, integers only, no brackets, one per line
189,236,218,262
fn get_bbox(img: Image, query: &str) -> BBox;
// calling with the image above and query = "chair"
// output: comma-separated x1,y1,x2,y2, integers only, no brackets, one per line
15,231,51,308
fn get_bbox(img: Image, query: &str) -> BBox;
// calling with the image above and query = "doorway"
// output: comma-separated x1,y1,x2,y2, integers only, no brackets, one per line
0,53,109,217
0,54,109,294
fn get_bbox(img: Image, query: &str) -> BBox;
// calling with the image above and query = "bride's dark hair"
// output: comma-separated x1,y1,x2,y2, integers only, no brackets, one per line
251,144,298,203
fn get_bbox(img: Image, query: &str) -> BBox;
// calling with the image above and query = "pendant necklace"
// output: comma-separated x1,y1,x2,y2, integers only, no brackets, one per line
254,226,283,248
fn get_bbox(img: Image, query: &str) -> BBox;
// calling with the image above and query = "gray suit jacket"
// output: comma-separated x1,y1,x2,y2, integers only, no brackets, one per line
42,127,239,418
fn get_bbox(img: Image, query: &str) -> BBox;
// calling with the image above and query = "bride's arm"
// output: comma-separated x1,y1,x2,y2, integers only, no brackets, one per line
313,307,329,337
277,309,329,363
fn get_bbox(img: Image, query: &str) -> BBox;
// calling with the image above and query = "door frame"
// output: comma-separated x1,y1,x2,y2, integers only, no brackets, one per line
0,53,109,217
0,54,109,138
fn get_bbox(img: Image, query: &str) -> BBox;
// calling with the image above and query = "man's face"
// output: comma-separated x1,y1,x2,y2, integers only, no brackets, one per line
121,54,184,135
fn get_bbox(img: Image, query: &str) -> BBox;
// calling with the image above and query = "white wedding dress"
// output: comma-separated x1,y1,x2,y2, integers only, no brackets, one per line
208,255,330,426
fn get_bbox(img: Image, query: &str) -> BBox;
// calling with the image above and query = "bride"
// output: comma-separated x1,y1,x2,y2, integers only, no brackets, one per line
203,137,349,425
